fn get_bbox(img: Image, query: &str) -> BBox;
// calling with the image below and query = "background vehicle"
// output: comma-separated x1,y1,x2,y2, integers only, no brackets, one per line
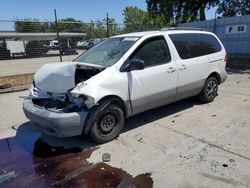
50,40,59,49
6,41,25,57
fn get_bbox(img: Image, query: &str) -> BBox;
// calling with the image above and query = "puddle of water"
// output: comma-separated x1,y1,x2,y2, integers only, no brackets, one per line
0,134,153,188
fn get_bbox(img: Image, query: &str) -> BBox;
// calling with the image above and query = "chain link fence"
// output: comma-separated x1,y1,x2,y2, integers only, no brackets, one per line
0,19,164,61
1,17,249,69
0,19,90,61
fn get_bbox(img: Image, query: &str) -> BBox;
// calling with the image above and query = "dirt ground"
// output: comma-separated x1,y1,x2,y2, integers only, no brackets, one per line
0,50,84,77
0,74,33,89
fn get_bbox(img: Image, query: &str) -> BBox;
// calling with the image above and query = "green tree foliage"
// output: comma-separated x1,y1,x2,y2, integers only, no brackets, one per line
123,6,166,32
15,18,87,33
15,19,47,32
84,18,122,39
108,18,123,36
15,17,122,39
55,18,88,33
217,0,250,17
146,0,219,24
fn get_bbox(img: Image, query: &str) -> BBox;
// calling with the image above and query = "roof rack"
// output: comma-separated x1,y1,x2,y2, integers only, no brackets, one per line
160,27,206,31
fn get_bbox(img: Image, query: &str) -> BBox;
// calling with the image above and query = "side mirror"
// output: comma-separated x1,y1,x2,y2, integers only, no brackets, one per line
121,59,145,72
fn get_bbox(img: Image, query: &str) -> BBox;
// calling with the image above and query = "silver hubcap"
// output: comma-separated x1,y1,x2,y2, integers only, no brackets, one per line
206,80,217,99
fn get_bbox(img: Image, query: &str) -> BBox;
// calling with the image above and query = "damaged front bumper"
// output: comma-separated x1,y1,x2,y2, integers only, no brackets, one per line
23,99,88,137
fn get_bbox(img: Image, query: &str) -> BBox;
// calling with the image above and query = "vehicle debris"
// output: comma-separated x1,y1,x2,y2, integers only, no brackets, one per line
138,137,143,142
222,164,228,167
102,153,111,162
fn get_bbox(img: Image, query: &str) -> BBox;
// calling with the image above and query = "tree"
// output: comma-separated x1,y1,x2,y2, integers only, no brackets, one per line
94,19,107,38
15,19,47,32
217,0,250,17
85,21,96,39
14,17,123,40
84,17,121,39
123,6,146,32
15,18,87,33
123,6,166,32
146,0,219,24
55,18,87,33
240,0,250,15
107,18,123,36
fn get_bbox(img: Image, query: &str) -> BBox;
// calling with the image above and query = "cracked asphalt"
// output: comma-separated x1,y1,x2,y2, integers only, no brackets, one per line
0,68,250,187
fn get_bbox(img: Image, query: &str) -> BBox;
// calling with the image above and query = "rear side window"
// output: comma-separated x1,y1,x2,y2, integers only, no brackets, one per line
169,33,222,59
130,36,171,67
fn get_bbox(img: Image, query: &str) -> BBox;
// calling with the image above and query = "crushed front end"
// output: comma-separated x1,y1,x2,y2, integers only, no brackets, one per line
23,85,89,137
23,62,103,137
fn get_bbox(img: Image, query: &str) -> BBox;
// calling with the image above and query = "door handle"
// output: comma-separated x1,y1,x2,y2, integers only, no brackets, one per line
167,67,176,73
179,64,187,70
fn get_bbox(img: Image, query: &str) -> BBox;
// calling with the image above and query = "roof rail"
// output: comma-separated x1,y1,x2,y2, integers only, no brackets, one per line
161,27,205,31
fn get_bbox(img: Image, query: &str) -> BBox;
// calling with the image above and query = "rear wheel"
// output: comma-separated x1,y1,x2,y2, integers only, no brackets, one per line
198,77,218,103
86,100,124,143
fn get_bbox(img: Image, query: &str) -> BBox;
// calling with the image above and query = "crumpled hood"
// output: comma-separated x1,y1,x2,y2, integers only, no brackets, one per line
34,62,77,94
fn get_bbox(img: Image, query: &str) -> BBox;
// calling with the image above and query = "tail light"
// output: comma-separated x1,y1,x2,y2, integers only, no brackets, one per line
224,54,228,63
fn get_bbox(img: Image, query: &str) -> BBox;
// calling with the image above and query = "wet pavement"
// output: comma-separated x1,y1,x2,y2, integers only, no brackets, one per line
0,132,153,188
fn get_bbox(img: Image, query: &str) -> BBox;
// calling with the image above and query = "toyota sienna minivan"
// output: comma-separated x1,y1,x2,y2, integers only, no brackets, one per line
23,28,227,143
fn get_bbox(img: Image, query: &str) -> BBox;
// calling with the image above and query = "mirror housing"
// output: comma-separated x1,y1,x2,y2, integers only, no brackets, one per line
121,59,145,72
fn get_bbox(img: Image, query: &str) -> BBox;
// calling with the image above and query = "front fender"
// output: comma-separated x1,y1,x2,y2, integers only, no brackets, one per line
71,66,129,108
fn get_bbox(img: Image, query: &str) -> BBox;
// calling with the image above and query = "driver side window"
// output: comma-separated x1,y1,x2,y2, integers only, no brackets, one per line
130,36,171,67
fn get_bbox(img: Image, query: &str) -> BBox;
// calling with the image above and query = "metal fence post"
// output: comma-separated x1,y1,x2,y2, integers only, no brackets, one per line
106,12,110,38
54,9,62,62
213,10,217,34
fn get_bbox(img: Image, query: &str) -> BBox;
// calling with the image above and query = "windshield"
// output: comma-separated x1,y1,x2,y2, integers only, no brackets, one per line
74,37,138,68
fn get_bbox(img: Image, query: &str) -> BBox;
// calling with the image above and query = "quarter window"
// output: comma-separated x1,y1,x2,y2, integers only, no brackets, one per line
169,33,222,59
130,36,171,67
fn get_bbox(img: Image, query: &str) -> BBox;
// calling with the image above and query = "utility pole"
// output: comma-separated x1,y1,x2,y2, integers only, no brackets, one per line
54,9,62,62
213,10,217,34
106,12,109,38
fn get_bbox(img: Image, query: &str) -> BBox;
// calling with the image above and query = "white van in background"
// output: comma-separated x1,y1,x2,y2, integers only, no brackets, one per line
6,41,25,57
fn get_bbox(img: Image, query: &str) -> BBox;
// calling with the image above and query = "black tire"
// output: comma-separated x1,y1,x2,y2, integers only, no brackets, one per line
86,101,124,143
198,77,218,103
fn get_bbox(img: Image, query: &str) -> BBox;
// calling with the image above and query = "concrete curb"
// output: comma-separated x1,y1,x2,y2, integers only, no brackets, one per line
0,84,30,94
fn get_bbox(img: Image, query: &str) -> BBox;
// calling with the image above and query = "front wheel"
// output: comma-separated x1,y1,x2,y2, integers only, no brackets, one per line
86,101,124,143
198,77,218,103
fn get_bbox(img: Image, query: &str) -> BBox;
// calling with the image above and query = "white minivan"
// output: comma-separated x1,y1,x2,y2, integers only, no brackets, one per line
23,28,227,143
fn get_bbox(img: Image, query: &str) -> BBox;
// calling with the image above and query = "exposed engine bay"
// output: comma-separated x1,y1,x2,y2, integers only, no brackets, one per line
29,62,104,113
75,64,103,84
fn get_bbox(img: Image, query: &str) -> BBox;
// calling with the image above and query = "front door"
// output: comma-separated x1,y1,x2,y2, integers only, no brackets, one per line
128,35,178,115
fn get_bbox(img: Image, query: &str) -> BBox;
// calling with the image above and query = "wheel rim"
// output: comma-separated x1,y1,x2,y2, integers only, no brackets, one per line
98,113,116,135
206,80,217,99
